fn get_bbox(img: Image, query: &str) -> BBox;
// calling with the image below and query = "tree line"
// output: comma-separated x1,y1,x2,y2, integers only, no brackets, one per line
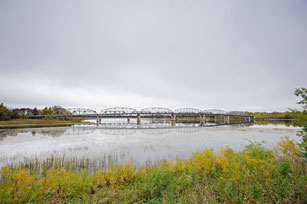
0,104,68,120
249,111,294,120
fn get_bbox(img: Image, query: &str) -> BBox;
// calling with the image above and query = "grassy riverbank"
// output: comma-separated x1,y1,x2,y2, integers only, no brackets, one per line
0,118,90,129
0,137,306,203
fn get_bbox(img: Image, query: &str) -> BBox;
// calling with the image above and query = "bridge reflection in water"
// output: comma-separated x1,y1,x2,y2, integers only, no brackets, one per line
49,107,254,125
70,121,253,136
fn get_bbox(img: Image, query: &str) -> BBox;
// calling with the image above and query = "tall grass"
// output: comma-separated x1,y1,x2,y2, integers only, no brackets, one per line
0,137,306,203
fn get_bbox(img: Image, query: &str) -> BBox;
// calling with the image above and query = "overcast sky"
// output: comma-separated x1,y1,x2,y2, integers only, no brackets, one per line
0,0,306,112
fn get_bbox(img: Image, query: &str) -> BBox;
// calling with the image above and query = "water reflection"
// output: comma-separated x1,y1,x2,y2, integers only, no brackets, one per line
100,128,137,135
141,128,172,135
255,120,292,126
0,121,300,168
175,127,202,133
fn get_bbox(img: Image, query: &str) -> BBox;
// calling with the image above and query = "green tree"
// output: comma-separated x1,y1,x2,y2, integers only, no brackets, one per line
292,87,307,158
52,106,69,115
0,103,10,120
32,107,39,116
42,107,52,115
9,108,20,119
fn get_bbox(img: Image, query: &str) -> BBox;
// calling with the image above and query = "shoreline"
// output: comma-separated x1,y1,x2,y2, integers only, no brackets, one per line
0,119,92,129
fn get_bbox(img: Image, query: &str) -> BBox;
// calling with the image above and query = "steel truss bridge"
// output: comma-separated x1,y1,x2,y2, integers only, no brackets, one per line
49,107,254,125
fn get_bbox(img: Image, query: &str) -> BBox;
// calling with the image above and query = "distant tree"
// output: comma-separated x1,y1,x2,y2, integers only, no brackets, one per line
9,108,20,119
295,87,307,109
32,107,39,116
292,87,307,158
52,106,69,115
0,103,10,120
26,108,31,115
42,107,53,115
20,108,26,114
42,107,48,115
20,108,32,115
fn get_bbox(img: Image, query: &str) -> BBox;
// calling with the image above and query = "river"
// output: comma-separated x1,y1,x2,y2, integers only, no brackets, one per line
0,119,300,168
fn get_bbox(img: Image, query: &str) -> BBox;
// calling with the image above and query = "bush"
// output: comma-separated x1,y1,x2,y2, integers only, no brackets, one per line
45,114,59,120
292,87,307,158
0,139,306,203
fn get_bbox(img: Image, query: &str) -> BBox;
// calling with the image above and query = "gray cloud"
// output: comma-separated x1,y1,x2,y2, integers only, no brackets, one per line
0,0,306,112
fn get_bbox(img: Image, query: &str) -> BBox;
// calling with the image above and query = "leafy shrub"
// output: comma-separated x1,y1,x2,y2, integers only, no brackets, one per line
0,139,306,203
45,114,59,120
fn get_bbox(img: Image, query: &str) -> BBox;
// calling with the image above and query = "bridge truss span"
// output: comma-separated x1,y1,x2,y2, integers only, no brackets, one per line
46,106,254,125
140,107,173,116
100,107,138,117
203,109,228,115
67,108,97,116
174,108,202,115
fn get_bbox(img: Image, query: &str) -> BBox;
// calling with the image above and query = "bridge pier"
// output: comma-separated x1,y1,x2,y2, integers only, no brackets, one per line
171,113,177,126
200,114,204,126
96,116,101,123
224,115,230,124
171,113,176,122
137,113,141,125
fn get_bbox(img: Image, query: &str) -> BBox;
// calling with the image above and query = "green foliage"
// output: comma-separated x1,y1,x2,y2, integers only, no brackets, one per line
251,111,293,121
45,114,59,120
0,104,20,120
20,114,29,119
42,107,53,115
0,104,73,121
292,87,307,158
0,139,306,203
278,161,291,177
32,107,39,115
295,87,307,107
0,103,10,120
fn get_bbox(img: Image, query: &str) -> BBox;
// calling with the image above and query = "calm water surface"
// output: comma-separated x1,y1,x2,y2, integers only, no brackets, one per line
0,120,300,168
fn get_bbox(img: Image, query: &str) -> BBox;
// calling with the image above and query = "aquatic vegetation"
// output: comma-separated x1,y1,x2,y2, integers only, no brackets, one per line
0,138,306,203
